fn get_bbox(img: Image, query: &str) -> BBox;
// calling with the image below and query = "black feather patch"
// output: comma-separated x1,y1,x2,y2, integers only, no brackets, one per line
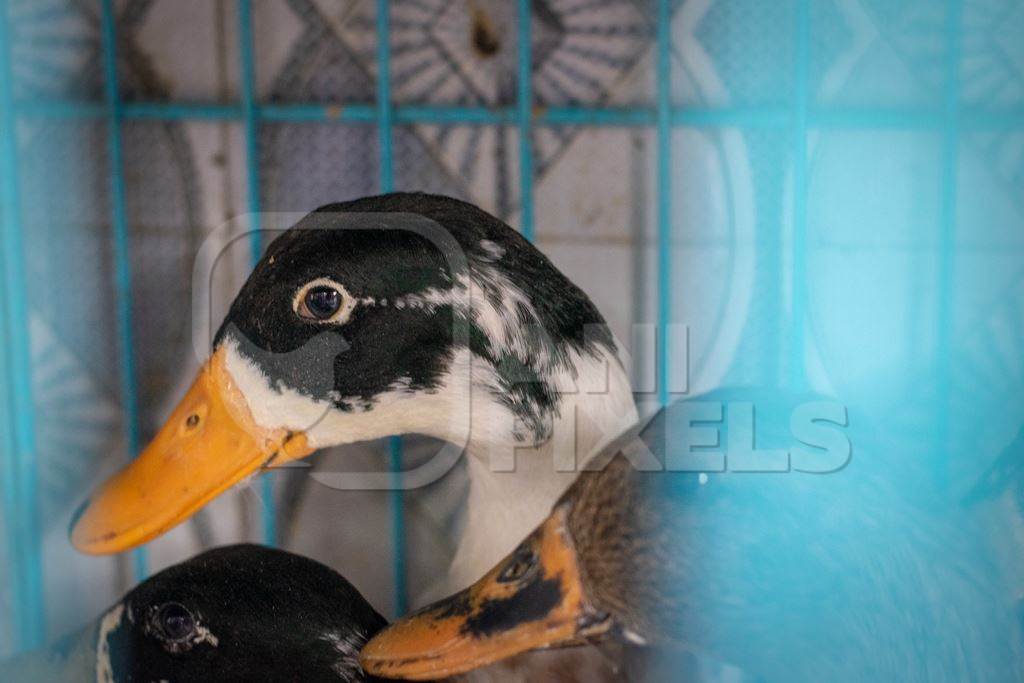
213,193,618,444
461,574,564,638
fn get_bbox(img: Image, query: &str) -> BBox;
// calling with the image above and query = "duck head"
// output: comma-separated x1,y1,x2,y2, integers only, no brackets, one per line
7,544,386,682
71,193,632,555
358,505,611,680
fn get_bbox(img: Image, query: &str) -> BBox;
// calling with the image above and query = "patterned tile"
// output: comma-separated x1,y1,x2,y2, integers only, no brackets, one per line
961,0,1024,106
535,127,648,241
6,0,1024,654
948,264,1024,489
957,129,1024,246
9,0,102,101
810,0,948,108
18,120,123,507
259,122,379,216
119,121,208,435
257,0,374,103
392,124,519,218
336,0,651,211
808,129,944,248
339,0,651,107
123,0,241,102
805,130,945,393
723,129,791,388
674,0,797,107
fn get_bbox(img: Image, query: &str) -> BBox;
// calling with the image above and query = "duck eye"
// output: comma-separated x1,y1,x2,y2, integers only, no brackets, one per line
304,286,341,319
294,279,353,323
155,602,195,642
497,544,538,583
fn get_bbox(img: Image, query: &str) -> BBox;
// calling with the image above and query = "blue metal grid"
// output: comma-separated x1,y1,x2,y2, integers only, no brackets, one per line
98,0,148,586
235,0,278,551
0,0,1012,653
374,0,408,618
0,0,42,651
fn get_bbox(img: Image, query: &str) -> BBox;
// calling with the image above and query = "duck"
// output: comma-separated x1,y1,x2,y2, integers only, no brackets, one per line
70,192,638,592
360,387,1024,682
5,544,387,682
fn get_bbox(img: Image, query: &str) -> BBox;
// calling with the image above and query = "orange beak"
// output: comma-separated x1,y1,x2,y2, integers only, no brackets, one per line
360,507,610,680
70,346,313,555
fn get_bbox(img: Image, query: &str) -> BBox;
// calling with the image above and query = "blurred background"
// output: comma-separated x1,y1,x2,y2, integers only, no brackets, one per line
0,0,1022,662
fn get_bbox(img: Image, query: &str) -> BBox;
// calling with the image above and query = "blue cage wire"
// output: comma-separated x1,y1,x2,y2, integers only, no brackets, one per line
1,0,1022,656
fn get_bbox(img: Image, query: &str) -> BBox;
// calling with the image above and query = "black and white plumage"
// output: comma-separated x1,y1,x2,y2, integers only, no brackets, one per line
72,193,638,594
219,193,621,438
5,545,387,683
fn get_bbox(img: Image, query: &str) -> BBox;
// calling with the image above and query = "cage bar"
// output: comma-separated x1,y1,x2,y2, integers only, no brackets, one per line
11,99,1019,131
99,0,149,583
655,0,671,407
934,0,964,492
0,0,45,652
235,0,278,548
375,0,409,618
788,0,810,388
517,0,534,242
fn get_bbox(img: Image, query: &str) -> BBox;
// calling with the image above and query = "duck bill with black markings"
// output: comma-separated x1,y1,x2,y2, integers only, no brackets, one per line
360,507,611,680
70,346,313,555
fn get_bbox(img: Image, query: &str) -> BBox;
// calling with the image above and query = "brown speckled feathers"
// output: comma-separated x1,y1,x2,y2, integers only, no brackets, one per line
562,455,687,644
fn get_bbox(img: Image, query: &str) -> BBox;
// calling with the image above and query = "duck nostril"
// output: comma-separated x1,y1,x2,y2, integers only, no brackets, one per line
186,413,200,429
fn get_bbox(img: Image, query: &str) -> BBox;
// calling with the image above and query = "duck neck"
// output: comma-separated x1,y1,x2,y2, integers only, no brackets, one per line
445,345,638,590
